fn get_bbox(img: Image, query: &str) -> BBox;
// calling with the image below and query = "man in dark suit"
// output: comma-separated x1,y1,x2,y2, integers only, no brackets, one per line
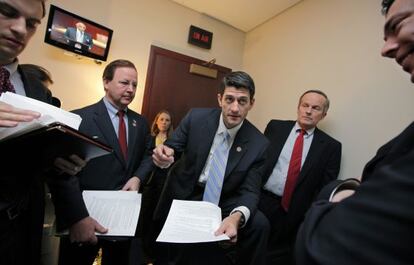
259,90,341,264
0,1,96,264
153,71,270,265
64,21,93,50
295,1,414,264
57,59,153,265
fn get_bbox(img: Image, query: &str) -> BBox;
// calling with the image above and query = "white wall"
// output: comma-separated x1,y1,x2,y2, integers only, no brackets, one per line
19,0,245,112
244,0,414,179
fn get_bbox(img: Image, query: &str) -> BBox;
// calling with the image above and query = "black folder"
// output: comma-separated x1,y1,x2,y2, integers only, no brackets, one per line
0,122,112,162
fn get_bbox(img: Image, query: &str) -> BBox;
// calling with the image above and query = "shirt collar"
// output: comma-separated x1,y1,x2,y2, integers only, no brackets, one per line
294,121,315,137
3,59,19,75
103,96,128,117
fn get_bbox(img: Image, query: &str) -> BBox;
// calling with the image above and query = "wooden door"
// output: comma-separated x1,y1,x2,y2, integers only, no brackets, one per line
141,45,232,129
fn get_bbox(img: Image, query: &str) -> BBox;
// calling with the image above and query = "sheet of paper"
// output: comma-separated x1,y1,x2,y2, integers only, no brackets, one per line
82,190,141,236
156,200,230,243
0,92,81,140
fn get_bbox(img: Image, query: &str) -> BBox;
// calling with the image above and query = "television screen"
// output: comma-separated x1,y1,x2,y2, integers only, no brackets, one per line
44,5,113,62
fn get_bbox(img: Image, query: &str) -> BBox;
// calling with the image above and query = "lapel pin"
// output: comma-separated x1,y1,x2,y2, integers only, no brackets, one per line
236,146,242,152
92,135,99,139
132,120,137,127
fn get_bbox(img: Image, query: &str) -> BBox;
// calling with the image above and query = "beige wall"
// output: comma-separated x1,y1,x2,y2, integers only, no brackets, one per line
19,0,414,179
244,0,414,179
19,0,245,112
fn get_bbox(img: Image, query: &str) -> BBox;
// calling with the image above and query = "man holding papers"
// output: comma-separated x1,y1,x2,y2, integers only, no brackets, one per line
57,59,153,265
153,71,269,265
0,1,92,264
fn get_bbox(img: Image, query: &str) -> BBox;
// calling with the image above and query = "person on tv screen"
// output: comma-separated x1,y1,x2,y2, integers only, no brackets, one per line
64,21,93,50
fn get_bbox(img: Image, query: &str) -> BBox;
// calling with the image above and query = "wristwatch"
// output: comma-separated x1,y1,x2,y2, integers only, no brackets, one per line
232,210,246,227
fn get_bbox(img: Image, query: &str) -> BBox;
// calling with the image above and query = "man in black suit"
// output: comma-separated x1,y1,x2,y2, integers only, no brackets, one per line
295,1,414,264
153,71,269,265
64,21,93,50
0,1,95,264
57,59,153,265
259,90,341,264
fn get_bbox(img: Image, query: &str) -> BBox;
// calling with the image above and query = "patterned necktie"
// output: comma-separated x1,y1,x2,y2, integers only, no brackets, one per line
203,131,231,205
281,129,306,211
0,67,16,95
117,111,128,160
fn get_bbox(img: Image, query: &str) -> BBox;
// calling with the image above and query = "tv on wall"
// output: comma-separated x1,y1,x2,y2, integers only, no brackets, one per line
44,5,113,62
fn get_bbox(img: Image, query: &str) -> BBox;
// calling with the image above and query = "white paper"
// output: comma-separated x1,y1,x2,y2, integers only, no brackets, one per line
156,200,230,243
0,92,82,140
82,190,142,236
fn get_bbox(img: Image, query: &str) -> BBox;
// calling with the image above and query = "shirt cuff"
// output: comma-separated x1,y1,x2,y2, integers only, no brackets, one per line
230,206,250,228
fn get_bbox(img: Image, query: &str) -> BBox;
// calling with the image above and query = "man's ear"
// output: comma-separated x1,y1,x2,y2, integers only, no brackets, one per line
217,93,223,107
103,79,109,91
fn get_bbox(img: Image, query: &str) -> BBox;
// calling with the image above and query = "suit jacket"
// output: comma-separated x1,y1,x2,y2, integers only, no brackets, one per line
261,120,341,236
53,99,153,228
64,27,93,48
154,108,269,221
0,65,54,265
295,122,414,265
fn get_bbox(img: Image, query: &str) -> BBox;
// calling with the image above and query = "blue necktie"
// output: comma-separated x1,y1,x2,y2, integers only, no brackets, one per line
203,131,230,205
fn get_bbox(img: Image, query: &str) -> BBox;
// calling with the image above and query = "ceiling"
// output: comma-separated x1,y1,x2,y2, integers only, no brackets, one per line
171,0,303,32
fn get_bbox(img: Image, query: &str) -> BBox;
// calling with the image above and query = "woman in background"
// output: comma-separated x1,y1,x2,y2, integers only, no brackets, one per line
140,110,173,265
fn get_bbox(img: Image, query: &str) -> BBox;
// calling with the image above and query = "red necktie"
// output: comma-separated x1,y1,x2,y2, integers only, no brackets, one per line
281,129,306,211
117,111,128,160
0,67,16,95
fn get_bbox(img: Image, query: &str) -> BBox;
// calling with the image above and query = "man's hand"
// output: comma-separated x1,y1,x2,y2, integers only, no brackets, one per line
0,101,40,127
69,216,108,245
122,176,140,191
215,212,242,243
152,144,174,168
54,154,87,176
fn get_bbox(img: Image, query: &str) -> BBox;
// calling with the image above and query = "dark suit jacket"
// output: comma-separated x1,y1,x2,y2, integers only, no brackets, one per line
0,66,54,265
295,122,414,265
154,108,269,221
64,27,93,48
53,99,153,228
261,120,341,236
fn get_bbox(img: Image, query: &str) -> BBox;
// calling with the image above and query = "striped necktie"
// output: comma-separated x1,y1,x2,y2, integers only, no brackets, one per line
203,131,231,205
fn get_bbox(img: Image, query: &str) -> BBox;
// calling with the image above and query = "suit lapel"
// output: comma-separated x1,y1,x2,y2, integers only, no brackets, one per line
265,122,294,174
225,125,249,178
94,100,126,164
126,111,138,167
195,112,219,173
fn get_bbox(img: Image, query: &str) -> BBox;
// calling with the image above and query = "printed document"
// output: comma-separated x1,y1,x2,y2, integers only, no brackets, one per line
0,92,81,140
83,190,141,236
156,200,230,243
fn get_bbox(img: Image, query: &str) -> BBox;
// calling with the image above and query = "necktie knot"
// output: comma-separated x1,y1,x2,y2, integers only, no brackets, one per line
117,110,125,118
0,67,15,95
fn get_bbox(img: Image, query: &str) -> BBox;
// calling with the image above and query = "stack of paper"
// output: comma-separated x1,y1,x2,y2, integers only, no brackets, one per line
0,92,81,141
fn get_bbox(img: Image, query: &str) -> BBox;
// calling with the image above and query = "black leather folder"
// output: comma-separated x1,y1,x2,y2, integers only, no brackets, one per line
0,122,112,162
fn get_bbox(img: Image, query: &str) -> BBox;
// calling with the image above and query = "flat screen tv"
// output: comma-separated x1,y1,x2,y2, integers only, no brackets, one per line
44,5,113,62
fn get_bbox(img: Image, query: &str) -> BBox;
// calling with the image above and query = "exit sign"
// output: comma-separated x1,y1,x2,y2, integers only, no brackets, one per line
188,25,213,49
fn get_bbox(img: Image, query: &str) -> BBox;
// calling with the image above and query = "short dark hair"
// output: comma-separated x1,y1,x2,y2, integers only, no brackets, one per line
219,71,255,100
20,64,53,84
299,89,330,113
102,59,136,81
382,0,395,15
